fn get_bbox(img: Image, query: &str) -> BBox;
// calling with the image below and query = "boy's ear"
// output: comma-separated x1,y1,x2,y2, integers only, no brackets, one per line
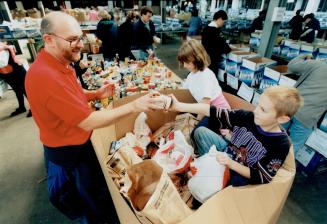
277,115,291,124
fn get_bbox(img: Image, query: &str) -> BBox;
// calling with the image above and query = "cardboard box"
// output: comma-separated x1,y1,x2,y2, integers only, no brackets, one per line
287,43,301,59
316,47,327,60
91,89,296,224
229,44,250,52
278,73,298,87
300,44,314,55
280,40,294,57
249,32,261,47
259,65,290,90
225,51,256,77
239,57,276,87
0,26,12,39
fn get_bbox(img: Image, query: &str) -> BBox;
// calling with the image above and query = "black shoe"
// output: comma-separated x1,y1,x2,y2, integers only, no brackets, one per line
10,108,26,117
26,110,32,117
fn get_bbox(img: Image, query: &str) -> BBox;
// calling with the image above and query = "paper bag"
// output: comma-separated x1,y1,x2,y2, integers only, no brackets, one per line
121,160,193,224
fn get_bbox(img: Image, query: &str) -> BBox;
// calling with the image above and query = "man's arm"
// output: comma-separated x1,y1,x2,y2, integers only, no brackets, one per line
79,93,163,131
78,101,136,131
288,54,313,75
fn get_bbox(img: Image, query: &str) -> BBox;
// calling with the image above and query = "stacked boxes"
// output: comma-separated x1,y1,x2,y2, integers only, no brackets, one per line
239,57,276,87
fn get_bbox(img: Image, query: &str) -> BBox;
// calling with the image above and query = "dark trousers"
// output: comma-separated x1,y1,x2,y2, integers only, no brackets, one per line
44,140,119,224
1,65,27,109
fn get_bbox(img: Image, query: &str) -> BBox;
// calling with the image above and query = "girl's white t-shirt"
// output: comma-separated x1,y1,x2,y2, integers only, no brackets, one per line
183,67,222,103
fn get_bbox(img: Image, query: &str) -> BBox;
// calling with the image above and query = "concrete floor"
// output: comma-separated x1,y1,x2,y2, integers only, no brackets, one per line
0,36,326,224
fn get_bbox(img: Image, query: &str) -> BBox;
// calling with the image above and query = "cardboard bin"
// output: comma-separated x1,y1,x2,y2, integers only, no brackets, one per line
91,89,296,224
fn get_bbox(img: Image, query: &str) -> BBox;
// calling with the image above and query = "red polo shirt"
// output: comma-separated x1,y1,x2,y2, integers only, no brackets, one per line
25,49,92,147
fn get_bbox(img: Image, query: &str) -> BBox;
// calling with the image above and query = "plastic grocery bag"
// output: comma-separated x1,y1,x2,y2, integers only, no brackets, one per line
120,160,193,224
134,112,152,150
152,130,194,174
188,145,230,203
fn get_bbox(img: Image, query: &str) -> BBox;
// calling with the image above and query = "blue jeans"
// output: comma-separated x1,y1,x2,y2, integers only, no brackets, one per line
193,126,228,156
282,117,313,156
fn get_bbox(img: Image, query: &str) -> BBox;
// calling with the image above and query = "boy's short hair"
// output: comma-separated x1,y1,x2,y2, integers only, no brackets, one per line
177,39,211,71
213,10,228,21
140,6,153,16
263,86,303,117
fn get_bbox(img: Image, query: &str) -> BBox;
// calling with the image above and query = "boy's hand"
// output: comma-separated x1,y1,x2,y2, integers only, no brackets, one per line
132,92,165,112
167,94,181,112
216,152,231,167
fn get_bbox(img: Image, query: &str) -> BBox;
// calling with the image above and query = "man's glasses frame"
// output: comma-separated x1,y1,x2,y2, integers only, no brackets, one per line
48,33,85,47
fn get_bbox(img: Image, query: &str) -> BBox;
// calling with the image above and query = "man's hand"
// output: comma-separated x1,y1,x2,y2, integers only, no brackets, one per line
153,36,161,44
96,83,115,99
216,151,231,167
132,92,165,112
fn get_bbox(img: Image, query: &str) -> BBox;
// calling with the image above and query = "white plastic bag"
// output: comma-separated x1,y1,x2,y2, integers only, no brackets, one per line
133,112,152,150
188,145,230,203
152,130,194,174
0,50,10,68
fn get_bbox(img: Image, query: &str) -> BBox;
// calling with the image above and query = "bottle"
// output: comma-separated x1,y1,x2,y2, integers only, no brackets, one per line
115,53,120,67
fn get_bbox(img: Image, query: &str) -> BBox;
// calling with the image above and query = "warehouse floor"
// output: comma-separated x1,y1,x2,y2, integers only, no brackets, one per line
0,36,326,224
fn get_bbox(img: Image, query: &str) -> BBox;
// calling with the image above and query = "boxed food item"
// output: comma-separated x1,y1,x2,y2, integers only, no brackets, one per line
91,89,296,224
278,73,298,87
229,44,250,52
316,46,327,60
287,43,301,59
0,26,12,39
280,39,294,57
249,32,261,47
259,65,291,90
239,57,276,87
226,51,257,77
300,44,314,55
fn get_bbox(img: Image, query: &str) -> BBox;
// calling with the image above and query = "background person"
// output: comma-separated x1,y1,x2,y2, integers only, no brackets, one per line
96,10,118,60
286,54,327,156
0,41,31,117
201,10,231,75
132,6,160,59
289,10,303,40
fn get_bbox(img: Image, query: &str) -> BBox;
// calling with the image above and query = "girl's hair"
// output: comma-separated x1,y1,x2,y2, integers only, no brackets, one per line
177,39,210,71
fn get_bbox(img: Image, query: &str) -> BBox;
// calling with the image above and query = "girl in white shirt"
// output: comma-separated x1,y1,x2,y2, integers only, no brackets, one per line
178,39,231,148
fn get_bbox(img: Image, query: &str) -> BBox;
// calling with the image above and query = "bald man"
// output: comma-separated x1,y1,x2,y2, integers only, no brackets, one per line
25,12,162,223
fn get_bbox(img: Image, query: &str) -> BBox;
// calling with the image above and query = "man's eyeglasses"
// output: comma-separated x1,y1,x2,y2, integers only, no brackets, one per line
48,33,85,47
